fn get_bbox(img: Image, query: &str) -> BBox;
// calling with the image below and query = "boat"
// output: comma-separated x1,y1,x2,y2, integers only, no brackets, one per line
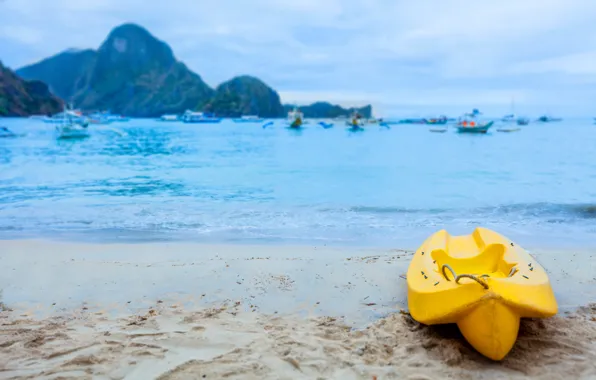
496,127,521,133
501,97,519,123
0,126,16,138
43,109,85,124
456,121,493,133
426,116,448,125
54,105,90,139
516,117,530,125
398,118,426,124
159,114,180,122
429,127,447,133
536,115,562,123
456,111,493,133
87,111,116,125
407,227,557,361
107,115,130,122
233,115,265,123
346,111,365,129
182,110,222,123
287,107,304,128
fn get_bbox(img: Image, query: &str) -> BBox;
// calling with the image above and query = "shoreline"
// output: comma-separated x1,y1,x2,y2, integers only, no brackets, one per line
1,239,595,378
1,240,594,318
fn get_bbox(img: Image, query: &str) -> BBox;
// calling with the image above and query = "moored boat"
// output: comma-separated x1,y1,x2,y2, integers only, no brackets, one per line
54,106,90,139
536,115,562,122
287,107,304,128
182,110,222,123
426,115,448,125
496,127,521,132
516,117,530,125
0,126,16,138
429,127,447,133
233,115,264,123
159,114,180,122
407,227,557,360
456,121,493,133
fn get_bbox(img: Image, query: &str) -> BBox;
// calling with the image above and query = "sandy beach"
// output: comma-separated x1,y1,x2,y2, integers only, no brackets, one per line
1,240,595,379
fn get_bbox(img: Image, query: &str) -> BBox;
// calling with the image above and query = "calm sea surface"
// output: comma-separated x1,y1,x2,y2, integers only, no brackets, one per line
1,117,596,248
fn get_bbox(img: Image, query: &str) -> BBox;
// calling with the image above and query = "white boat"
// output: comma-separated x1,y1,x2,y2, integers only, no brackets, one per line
233,115,264,123
429,127,448,133
43,109,85,124
182,110,222,123
159,114,180,122
497,127,521,133
87,111,115,125
501,114,516,123
54,105,90,139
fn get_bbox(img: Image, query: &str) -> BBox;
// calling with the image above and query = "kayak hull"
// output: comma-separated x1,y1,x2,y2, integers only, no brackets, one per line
407,227,557,360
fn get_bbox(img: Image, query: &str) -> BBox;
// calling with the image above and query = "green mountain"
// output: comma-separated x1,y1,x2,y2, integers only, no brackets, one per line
16,23,214,117
15,23,372,118
204,76,284,117
17,49,97,101
0,61,62,116
283,102,372,118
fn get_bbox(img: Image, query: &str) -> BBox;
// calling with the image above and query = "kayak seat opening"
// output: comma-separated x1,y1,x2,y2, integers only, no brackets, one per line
431,243,515,279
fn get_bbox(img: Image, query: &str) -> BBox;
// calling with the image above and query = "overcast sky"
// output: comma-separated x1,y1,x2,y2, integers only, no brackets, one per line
1,0,595,116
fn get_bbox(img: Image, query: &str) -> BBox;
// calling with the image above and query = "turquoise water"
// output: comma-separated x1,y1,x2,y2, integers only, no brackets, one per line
1,118,596,248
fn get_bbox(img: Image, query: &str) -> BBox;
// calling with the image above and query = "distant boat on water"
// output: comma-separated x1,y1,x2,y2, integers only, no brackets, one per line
159,114,180,122
502,114,516,123
346,111,365,129
43,109,85,124
0,126,16,138
87,111,128,124
456,110,493,133
287,107,304,128
425,115,448,125
233,115,264,123
182,110,222,123
399,118,426,124
536,115,562,123
54,105,90,139
517,117,530,125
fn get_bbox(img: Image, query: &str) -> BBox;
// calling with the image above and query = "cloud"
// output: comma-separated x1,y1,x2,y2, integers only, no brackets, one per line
1,0,596,115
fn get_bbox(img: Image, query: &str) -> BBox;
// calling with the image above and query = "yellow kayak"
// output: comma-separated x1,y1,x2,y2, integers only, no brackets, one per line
407,227,557,360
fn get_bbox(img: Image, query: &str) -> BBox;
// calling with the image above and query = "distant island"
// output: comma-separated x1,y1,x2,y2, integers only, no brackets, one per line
283,102,372,119
9,23,371,118
0,61,62,116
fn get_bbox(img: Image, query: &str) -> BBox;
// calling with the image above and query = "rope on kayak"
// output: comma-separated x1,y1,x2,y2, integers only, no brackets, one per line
441,264,489,289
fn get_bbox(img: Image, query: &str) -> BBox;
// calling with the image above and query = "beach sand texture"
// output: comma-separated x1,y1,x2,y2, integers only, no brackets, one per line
0,240,595,379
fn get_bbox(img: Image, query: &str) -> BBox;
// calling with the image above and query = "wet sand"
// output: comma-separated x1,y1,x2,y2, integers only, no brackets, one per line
0,240,595,379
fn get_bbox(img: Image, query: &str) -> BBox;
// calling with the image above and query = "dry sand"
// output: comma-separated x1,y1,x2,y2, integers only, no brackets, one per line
1,303,595,379
0,240,595,379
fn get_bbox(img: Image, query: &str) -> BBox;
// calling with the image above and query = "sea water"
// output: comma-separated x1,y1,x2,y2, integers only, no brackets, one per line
1,118,596,248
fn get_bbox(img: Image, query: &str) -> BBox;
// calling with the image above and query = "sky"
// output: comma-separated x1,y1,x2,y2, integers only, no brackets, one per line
1,0,596,116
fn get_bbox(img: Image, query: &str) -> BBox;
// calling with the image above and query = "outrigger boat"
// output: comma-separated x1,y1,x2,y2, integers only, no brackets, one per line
346,112,365,130
426,115,448,125
55,104,90,139
233,115,265,123
456,110,493,133
287,107,304,129
0,126,16,138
